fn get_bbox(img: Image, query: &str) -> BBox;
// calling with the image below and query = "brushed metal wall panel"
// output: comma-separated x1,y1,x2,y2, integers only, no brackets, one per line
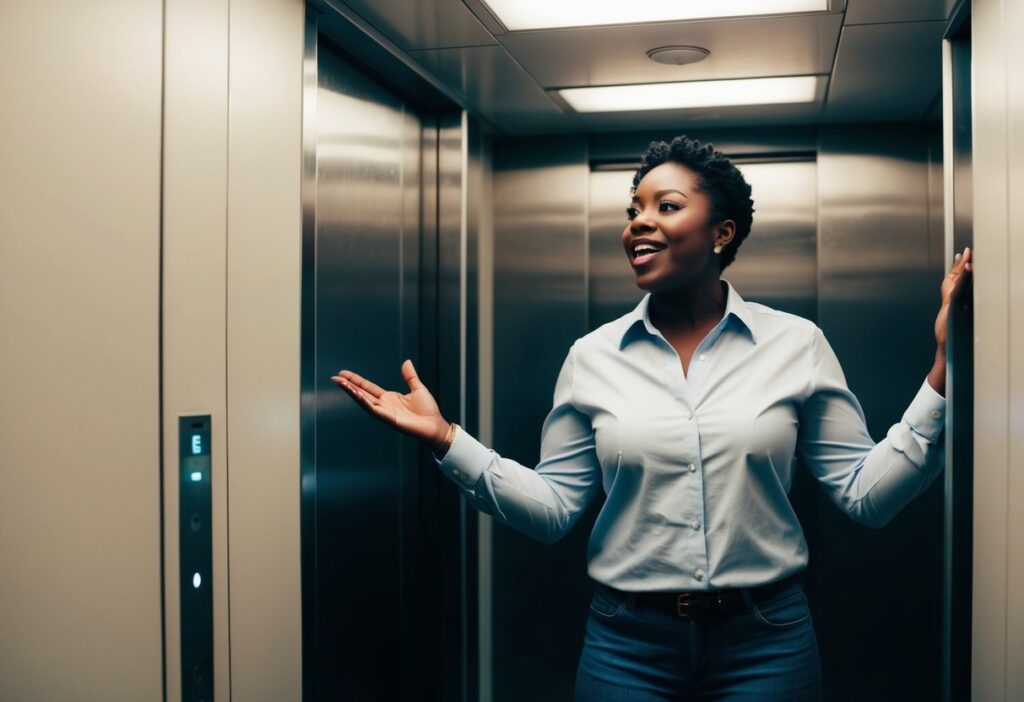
816,125,944,701
490,136,590,702
307,38,422,700
728,161,818,320
588,170,645,327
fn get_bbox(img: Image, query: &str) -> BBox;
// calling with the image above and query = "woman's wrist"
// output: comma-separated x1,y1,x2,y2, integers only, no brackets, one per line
927,347,947,396
431,419,453,454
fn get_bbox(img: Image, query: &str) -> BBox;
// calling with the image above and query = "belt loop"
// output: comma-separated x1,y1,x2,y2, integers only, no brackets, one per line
740,588,755,609
626,591,637,609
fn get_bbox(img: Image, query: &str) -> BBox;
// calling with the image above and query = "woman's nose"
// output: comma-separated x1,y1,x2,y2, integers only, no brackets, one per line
630,209,656,232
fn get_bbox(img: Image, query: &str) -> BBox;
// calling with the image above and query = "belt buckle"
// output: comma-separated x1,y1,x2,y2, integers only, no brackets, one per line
675,593,700,618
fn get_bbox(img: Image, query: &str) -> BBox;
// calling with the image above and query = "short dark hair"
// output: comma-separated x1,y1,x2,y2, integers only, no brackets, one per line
631,135,754,271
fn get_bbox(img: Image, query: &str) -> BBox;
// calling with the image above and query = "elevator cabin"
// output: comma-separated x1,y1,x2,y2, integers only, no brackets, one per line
301,6,964,702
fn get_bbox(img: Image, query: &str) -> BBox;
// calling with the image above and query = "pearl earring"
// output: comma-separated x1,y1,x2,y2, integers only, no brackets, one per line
713,244,723,254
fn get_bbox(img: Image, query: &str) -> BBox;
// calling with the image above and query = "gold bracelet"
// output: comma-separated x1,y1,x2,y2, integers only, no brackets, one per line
434,422,459,459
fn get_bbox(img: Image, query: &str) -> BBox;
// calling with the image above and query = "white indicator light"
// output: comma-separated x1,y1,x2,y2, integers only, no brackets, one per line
190,471,202,482
193,572,202,589
191,435,202,455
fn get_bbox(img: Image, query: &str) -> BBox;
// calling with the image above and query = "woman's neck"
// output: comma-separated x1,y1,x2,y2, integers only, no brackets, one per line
649,277,727,334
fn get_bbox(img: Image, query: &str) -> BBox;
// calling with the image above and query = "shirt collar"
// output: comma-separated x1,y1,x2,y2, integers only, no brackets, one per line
618,279,758,350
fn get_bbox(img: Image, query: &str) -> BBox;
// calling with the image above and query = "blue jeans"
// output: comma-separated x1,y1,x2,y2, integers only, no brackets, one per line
575,577,822,701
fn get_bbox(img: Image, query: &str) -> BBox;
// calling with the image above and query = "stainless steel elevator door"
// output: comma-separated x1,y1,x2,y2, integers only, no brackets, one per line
306,38,424,701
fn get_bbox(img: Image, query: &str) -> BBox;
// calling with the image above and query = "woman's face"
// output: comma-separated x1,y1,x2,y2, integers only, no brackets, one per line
621,162,732,292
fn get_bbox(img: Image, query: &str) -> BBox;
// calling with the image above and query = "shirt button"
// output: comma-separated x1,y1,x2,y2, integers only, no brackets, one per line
688,464,696,473
699,353,706,361
931,410,942,419
695,569,705,582
453,469,460,476
691,519,700,530
685,411,693,420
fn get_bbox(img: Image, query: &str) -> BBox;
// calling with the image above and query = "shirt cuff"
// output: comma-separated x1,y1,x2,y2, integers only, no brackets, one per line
433,426,492,489
902,377,946,443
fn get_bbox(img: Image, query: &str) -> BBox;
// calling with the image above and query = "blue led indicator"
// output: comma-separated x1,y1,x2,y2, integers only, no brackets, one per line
191,435,202,455
190,471,202,482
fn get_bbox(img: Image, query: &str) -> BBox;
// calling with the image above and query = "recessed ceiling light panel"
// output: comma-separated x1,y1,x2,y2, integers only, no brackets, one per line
483,0,830,31
557,76,821,113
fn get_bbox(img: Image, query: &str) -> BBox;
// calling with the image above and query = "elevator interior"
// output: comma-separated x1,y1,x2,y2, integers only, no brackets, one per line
7,0,1008,700
300,1,974,701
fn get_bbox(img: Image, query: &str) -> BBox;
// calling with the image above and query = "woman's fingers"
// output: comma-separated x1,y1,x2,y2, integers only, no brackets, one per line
332,375,375,408
335,369,386,399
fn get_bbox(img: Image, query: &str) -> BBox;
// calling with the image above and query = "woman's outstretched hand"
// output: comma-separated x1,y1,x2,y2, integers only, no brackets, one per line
331,359,450,451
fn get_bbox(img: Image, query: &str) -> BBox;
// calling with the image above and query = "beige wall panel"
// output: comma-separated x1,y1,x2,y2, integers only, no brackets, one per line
226,0,304,699
0,1,164,700
162,0,230,700
971,0,1011,699
1005,0,1024,696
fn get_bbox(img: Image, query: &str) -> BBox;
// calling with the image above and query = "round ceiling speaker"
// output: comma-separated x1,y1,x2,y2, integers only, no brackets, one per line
646,46,711,66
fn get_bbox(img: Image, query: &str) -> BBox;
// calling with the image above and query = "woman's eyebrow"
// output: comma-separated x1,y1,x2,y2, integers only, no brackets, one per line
631,188,688,202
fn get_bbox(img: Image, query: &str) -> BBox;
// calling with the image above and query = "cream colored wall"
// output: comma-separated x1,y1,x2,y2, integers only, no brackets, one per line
164,0,304,699
971,0,1024,699
1,0,303,699
0,2,164,700
162,1,231,700
225,1,304,699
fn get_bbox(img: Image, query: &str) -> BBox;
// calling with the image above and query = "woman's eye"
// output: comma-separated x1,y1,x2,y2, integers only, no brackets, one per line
625,207,638,220
659,200,681,212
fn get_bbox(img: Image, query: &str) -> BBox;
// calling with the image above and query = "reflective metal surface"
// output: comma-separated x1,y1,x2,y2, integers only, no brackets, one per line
490,136,590,702
816,125,945,701
941,7,973,699
302,32,425,700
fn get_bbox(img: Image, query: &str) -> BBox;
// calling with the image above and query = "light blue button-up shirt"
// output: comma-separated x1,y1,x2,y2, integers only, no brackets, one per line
435,279,946,591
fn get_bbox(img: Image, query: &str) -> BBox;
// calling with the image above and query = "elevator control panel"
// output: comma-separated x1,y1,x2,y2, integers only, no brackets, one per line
179,415,213,701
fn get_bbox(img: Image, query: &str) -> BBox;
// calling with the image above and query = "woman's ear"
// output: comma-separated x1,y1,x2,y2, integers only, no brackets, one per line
715,219,736,249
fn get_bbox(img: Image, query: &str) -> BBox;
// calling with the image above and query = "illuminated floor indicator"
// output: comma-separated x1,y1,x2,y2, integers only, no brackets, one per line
179,415,212,702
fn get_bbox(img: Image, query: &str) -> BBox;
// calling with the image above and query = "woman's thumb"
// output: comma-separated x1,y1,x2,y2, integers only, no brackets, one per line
402,359,425,391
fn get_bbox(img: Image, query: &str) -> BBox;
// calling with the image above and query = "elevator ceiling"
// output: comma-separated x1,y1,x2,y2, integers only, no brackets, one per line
317,0,949,134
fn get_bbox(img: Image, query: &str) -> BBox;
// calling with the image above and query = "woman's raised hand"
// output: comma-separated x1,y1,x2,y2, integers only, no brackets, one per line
934,246,973,349
331,359,450,450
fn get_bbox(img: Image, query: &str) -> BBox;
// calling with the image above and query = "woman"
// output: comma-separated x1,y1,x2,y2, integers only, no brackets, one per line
331,135,973,701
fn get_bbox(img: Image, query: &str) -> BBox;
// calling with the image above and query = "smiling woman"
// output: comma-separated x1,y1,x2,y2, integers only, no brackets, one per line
331,131,972,700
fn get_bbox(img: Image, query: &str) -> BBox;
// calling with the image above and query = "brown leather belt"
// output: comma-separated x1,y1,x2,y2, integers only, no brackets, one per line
601,573,802,619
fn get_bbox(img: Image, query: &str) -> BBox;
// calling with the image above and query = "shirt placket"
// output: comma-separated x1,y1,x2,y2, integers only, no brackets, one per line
662,340,711,588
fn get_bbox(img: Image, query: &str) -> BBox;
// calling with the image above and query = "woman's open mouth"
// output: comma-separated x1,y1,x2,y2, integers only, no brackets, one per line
631,243,668,267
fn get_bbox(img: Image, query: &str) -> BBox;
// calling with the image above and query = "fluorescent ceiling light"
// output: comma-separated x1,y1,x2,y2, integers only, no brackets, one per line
558,76,820,112
483,0,829,31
